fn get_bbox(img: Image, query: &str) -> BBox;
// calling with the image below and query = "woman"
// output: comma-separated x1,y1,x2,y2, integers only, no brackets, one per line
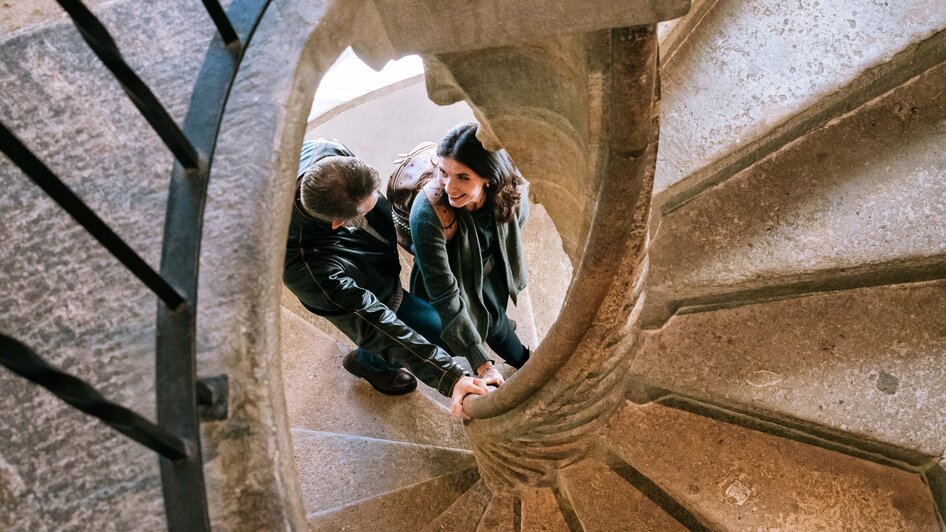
409,122,530,386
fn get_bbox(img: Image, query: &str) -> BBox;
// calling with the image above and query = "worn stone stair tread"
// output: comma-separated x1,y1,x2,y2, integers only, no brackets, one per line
505,287,539,351
632,280,946,458
518,202,572,343
647,60,946,324
421,480,492,532
291,428,476,515
475,494,517,532
281,286,350,343
281,306,470,449
307,468,479,531
519,486,569,532
654,0,946,197
560,458,687,532
599,401,941,530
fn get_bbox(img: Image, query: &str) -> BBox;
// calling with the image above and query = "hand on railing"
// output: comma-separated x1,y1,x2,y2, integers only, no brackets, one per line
477,366,505,387
450,376,489,420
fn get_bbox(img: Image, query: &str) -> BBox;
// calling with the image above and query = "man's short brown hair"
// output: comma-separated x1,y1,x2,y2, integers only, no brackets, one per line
300,156,380,220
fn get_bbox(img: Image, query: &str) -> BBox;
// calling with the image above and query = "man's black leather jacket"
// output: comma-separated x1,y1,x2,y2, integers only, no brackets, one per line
283,140,467,396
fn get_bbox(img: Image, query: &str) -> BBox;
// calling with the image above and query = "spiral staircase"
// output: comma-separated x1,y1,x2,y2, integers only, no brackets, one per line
1,0,945,530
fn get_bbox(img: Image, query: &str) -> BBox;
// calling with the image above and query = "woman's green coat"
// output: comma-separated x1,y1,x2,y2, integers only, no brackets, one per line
409,192,529,369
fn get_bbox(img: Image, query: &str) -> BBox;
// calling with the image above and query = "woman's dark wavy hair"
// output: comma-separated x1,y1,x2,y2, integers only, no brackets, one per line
437,122,524,224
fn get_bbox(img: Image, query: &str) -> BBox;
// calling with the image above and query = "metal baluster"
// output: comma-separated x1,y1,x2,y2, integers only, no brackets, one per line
201,0,241,48
0,334,189,460
0,122,186,310
55,0,201,170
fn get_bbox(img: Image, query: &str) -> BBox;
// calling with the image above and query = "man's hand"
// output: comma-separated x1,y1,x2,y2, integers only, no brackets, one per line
450,376,489,420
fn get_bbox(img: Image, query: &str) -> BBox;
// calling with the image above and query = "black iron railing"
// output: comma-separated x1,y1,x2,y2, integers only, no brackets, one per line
0,0,271,530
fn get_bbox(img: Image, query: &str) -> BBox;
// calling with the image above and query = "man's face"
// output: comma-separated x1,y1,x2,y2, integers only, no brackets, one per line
331,191,379,230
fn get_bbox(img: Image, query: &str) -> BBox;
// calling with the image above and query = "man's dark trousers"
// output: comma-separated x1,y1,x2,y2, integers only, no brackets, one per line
326,289,454,373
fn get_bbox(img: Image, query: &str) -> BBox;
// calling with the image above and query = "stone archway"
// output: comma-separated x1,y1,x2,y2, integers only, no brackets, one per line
199,0,673,527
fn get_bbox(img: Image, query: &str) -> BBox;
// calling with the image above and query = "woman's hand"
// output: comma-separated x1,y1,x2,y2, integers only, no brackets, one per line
477,365,505,387
450,376,489,420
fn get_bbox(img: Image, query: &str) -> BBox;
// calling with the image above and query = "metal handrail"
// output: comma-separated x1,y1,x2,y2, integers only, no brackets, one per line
0,334,189,460
0,0,272,529
155,1,271,529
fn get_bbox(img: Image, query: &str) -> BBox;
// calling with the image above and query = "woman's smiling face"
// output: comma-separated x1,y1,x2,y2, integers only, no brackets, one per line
439,156,490,211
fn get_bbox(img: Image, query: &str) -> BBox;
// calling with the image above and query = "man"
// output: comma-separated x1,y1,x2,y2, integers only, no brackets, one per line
283,139,495,418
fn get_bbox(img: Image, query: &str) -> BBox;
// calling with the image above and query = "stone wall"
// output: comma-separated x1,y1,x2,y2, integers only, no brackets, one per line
0,1,210,528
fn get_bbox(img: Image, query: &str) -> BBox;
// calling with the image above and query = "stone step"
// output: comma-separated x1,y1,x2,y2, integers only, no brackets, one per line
291,429,476,515
281,286,351,344
559,458,688,531
280,306,469,449
307,468,479,531
519,202,573,342
654,0,946,205
475,494,517,532
632,280,946,461
519,486,570,532
645,58,946,327
599,401,941,530
421,480,492,532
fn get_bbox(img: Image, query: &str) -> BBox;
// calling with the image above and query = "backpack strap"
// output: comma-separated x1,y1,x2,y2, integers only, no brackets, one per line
422,179,457,242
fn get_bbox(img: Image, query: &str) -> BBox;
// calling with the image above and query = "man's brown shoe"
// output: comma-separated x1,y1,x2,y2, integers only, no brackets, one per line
342,350,416,395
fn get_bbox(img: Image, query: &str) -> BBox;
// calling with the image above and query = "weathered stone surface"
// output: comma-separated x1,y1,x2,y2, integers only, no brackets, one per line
0,0,111,37
657,0,717,62
3,0,408,528
520,203,571,342
602,402,941,530
475,494,516,532
633,280,946,458
655,0,946,197
519,487,569,532
560,459,686,531
421,480,492,532
0,0,212,528
352,0,689,66
6,0,945,530
308,468,479,530
193,0,367,527
281,306,470,449
646,59,946,324
291,429,475,513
